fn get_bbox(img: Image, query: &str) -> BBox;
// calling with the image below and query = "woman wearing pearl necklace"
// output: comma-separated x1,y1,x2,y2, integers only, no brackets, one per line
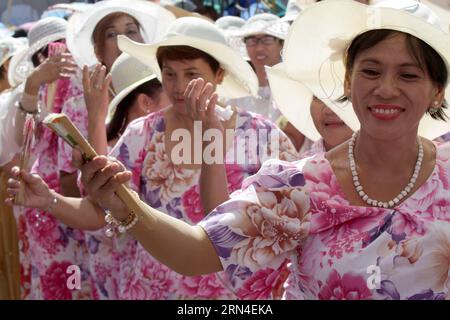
8,0,450,299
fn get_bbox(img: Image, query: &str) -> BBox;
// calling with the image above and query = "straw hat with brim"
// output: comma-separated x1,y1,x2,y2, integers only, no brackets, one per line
215,16,248,60
107,53,157,123
118,17,259,99
8,17,67,87
66,0,176,69
215,16,246,32
277,0,450,140
239,13,289,40
266,63,359,141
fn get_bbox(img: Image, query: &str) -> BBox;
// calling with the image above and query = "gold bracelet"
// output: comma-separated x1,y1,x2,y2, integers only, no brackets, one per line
104,209,139,237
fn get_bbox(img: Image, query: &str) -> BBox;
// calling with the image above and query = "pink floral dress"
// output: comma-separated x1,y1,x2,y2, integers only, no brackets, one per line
95,109,298,299
199,142,450,300
300,138,325,158
17,74,93,299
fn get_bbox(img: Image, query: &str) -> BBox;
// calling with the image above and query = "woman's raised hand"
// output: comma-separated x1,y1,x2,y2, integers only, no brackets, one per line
79,156,131,219
184,78,222,132
82,64,112,120
26,53,77,92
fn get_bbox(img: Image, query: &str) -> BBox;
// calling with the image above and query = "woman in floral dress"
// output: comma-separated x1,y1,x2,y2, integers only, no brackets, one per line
60,0,450,300
5,17,88,299
8,17,298,299
11,1,173,299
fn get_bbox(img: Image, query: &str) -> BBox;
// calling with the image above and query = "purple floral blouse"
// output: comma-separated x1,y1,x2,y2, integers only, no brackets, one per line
199,142,450,300
89,109,298,299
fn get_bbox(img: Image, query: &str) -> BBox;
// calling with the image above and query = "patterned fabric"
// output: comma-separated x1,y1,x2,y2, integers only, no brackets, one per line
17,73,93,299
199,142,450,300
89,109,299,299
227,86,281,122
300,138,325,158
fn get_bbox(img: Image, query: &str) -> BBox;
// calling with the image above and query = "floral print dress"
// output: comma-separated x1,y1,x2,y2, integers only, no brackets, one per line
199,142,450,300
95,109,298,299
17,74,93,299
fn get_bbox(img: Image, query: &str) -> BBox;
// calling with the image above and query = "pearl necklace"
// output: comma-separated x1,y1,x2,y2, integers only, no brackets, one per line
348,131,423,208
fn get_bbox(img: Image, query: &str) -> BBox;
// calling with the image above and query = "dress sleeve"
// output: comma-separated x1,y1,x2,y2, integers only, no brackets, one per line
253,114,300,163
198,158,311,296
108,116,153,193
0,87,22,166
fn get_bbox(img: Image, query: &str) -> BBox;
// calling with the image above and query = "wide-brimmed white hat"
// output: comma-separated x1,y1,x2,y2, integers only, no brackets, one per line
421,0,450,32
267,63,359,141
66,0,176,69
0,37,27,67
107,53,157,123
118,17,259,99
7,17,67,87
215,16,248,60
239,13,290,41
215,16,246,37
275,0,450,140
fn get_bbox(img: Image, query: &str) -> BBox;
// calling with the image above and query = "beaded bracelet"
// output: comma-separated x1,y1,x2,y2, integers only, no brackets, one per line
44,191,58,213
104,209,139,237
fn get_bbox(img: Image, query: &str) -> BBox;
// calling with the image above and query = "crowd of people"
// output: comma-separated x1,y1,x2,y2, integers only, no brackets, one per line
0,0,449,300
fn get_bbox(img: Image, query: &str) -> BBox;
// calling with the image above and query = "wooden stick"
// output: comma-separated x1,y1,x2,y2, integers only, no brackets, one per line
43,113,146,215
14,119,34,205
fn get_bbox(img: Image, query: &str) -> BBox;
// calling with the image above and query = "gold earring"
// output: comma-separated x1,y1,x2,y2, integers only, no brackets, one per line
429,101,440,114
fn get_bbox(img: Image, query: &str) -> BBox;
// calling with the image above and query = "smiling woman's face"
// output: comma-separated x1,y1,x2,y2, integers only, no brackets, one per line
345,32,444,141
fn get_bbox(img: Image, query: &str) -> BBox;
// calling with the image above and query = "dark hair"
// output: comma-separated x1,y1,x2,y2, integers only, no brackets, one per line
31,45,49,67
31,39,65,68
0,65,5,80
340,29,448,121
156,45,221,74
194,6,220,21
107,78,163,141
12,29,28,38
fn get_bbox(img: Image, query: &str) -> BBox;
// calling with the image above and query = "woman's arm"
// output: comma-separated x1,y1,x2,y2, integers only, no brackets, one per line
16,53,77,146
7,167,105,230
125,200,222,276
186,78,231,214
200,160,230,215
80,156,223,276
83,64,112,156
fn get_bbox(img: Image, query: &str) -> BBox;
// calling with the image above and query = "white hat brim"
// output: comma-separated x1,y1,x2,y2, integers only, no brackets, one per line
284,0,450,140
7,32,66,86
118,34,259,99
107,74,157,124
266,63,360,141
66,0,176,68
